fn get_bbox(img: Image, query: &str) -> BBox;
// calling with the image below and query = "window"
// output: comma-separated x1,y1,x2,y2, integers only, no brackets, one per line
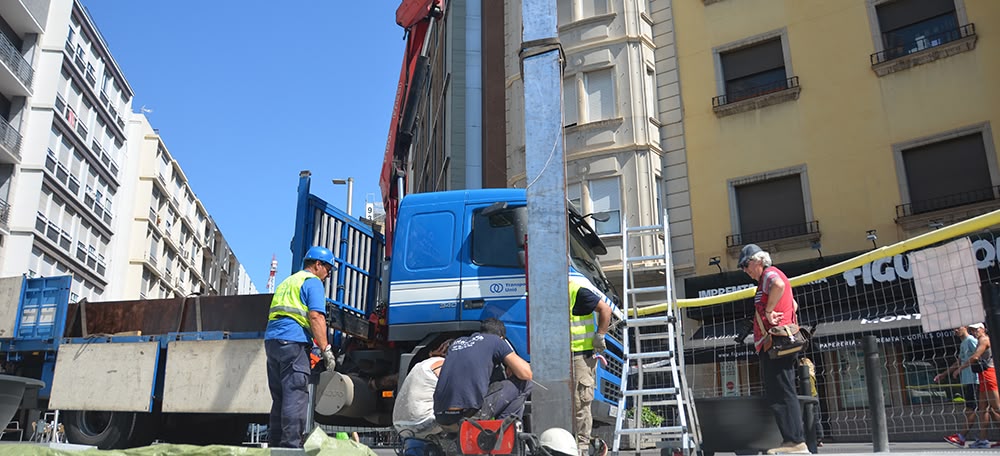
472,206,526,268
568,178,622,234
720,39,787,103
404,212,454,270
568,183,582,212
899,132,994,215
876,0,958,60
563,77,578,127
732,173,812,245
590,177,622,235
584,68,615,123
558,0,609,24
149,235,158,260
644,66,657,121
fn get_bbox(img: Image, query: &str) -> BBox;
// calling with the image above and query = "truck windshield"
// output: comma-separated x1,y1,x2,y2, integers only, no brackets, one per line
469,204,616,300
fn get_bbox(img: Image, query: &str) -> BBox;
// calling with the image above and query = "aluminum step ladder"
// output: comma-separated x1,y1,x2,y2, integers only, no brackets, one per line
612,208,700,455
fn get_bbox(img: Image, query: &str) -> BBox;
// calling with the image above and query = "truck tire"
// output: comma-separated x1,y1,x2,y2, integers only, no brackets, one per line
63,410,153,450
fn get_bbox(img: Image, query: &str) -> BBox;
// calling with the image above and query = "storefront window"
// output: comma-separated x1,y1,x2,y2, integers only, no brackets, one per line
833,349,892,409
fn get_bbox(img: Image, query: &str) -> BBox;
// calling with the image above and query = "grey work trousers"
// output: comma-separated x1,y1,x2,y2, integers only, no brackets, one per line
265,339,312,448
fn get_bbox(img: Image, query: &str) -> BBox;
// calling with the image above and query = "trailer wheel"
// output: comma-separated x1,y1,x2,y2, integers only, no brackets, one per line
63,410,149,450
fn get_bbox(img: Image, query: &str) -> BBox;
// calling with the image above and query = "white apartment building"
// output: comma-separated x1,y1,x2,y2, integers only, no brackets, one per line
2,0,132,302
504,0,694,287
1,0,256,301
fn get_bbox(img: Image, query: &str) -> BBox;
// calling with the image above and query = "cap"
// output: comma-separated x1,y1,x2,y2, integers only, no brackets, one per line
969,323,985,329
738,244,763,269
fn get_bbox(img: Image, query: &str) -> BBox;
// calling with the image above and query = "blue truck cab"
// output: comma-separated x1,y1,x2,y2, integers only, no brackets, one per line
292,172,623,427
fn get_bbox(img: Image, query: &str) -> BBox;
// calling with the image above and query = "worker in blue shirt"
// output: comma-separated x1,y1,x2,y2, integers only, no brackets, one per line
264,246,338,448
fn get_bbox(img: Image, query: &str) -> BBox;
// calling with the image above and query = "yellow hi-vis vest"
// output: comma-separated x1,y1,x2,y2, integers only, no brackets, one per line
268,270,318,328
569,278,597,353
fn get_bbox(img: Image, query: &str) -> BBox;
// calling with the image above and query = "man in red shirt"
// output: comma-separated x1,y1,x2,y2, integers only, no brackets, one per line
740,244,807,454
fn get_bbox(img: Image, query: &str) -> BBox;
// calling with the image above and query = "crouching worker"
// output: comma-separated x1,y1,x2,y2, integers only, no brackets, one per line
433,318,533,428
393,339,453,455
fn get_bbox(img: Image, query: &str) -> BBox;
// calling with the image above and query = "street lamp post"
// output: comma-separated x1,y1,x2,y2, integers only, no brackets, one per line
332,178,354,216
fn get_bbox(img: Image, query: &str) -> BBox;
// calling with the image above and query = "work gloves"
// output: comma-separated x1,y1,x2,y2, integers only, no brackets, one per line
592,332,607,354
323,345,338,371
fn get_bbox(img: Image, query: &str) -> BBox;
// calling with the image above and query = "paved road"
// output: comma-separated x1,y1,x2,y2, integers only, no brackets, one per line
371,441,988,455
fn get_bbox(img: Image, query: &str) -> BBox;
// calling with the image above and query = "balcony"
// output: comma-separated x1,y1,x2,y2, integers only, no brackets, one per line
0,199,10,234
1,0,46,37
712,76,800,117
143,251,160,275
0,115,22,163
92,141,119,178
727,220,821,250
871,24,977,77
62,41,127,142
895,185,1000,230
0,30,32,96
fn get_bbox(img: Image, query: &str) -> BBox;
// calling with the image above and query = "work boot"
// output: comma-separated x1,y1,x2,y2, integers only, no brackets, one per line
944,433,966,448
766,441,809,454
590,438,608,456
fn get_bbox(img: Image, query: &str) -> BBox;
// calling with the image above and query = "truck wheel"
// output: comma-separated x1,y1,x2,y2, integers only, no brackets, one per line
63,410,150,450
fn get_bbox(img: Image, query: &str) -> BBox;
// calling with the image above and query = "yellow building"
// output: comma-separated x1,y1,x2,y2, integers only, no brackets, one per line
674,0,998,276
674,0,1000,441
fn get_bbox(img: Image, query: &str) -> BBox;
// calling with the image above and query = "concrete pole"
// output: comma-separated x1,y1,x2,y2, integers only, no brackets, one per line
522,0,573,436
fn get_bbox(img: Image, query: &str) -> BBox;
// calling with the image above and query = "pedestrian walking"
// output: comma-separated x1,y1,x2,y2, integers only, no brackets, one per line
965,323,1000,448
936,324,981,448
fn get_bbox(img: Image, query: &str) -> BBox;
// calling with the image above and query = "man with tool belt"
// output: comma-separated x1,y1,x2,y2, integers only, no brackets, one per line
264,246,338,448
569,274,613,456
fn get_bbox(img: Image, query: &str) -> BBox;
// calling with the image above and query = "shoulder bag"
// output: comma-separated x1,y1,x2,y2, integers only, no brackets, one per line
754,310,811,359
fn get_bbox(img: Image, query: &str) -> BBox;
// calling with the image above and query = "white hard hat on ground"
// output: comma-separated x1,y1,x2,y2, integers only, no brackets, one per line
539,427,578,456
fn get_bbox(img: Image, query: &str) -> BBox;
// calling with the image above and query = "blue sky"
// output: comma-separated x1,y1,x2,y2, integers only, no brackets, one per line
82,2,404,289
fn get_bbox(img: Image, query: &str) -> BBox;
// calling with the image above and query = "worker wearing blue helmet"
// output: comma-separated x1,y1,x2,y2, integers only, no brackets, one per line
264,246,338,448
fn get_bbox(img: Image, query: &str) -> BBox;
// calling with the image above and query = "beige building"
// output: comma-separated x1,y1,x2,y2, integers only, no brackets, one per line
504,0,692,289
122,115,255,300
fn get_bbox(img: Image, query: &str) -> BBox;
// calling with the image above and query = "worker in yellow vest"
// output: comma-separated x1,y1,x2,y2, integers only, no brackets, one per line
264,246,338,448
569,274,613,456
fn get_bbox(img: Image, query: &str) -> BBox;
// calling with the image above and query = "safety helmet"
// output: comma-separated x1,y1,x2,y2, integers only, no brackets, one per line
539,428,577,456
304,246,334,267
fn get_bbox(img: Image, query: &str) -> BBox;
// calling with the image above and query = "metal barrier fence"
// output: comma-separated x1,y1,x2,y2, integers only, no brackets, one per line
677,214,1000,443
321,425,400,448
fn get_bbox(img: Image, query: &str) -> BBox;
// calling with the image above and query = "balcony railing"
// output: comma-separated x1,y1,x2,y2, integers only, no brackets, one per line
896,185,1000,218
871,23,976,65
0,199,10,231
0,115,22,161
713,76,799,107
0,30,33,90
727,220,820,248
